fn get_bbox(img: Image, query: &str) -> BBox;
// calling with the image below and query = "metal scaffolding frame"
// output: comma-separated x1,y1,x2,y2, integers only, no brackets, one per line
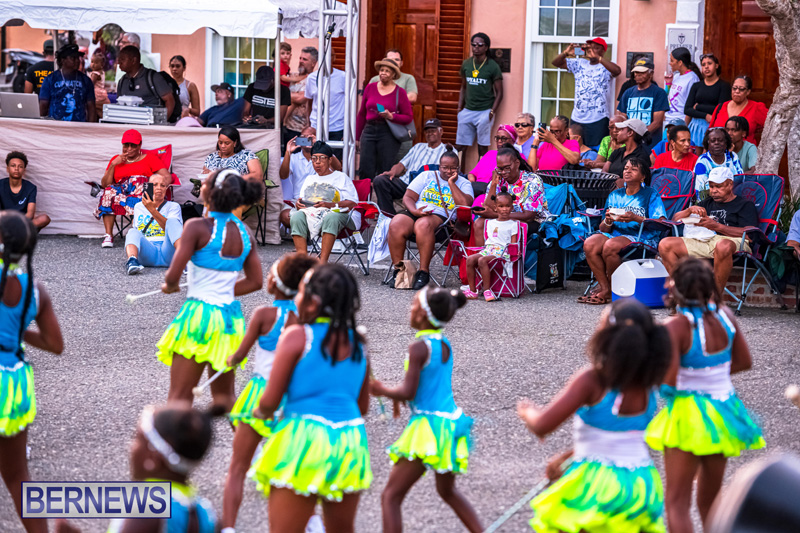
316,0,359,178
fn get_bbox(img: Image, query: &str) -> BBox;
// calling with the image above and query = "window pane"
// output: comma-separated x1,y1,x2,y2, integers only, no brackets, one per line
539,8,555,35
558,100,574,119
223,60,237,86
543,43,560,68
255,38,268,60
540,0,555,5
240,61,253,86
559,71,575,98
557,0,573,5
223,37,237,58
239,37,253,59
576,0,591,5
557,8,573,36
541,100,557,124
575,9,592,36
542,70,558,98
593,9,609,36
595,0,610,6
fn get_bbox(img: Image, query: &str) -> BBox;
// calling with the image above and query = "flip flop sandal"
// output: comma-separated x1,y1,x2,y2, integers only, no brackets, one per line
585,294,611,305
577,290,602,303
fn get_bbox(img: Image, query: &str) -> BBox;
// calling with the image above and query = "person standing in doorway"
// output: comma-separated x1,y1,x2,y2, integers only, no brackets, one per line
683,53,730,152
370,49,419,160
617,58,669,150
551,37,621,148
664,47,700,128
456,33,504,158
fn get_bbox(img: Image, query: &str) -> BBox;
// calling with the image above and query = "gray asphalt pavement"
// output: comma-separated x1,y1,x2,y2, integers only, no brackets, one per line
1,236,799,532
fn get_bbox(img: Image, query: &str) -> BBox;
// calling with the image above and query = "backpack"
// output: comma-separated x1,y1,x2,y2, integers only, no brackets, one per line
145,69,182,123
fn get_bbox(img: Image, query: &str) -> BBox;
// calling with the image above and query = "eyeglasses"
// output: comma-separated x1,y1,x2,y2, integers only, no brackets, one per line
439,165,459,172
496,164,515,174
310,155,329,162
471,42,487,48
731,86,748,92
494,135,513,143
515,123,532,128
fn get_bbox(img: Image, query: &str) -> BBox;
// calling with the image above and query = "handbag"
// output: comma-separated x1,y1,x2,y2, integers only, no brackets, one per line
385,89,417,142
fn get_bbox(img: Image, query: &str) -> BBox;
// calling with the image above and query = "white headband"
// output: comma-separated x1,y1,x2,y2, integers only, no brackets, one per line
214,169,240,189
139,406,199,475
271,261,297,296
418,287,442,328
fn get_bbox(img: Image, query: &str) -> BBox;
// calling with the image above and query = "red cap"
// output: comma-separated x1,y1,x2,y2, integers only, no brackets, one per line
121,129,142,145
586,37,608,52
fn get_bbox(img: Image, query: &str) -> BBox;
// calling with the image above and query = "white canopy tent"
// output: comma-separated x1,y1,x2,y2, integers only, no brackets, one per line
0,0,280,38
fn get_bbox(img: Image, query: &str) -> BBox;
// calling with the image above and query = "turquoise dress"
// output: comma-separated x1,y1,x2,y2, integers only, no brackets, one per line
156,212,251,372
646,304,765,456
0,270,39,436
229,299,297,438
251,319,372,501
531,388,666,533
388,329,473,473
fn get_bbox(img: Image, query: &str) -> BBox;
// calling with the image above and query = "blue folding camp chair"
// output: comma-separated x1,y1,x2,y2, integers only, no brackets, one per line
723,173,786,314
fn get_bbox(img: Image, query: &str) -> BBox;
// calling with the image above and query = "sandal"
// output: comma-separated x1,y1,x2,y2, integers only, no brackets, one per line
577,289,602,303
584,294,611,305
462,288,479,299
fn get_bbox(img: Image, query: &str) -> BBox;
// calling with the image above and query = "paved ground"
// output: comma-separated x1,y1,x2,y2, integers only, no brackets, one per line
1,236,799,532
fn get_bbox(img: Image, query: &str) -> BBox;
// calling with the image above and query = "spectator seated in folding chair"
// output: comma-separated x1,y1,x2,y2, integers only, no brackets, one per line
460,189,528,301
659,168,781,313
283,141,360,263
471,145,550,244
580,159,667,305
92,129,172,249
386,145,474,290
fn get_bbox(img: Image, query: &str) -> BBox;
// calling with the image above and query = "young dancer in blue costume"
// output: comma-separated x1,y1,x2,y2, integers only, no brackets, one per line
646,258,764,533
221,252,318,531
371,286,482,533
157,169,264,408
0,212,63,533
251,264,372,531
518,298,671,533
58,403,223,533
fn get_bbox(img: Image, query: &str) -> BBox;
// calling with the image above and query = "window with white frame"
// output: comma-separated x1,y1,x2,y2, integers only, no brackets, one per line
523,0,619,125
221,37,275,98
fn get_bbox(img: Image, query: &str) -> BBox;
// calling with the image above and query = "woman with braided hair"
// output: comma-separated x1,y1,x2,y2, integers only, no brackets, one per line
646,257,764,533
0,211,63,533
251,263,372,531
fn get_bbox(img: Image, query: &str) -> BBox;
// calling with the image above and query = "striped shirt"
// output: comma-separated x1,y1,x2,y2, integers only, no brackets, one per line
398,142,448,184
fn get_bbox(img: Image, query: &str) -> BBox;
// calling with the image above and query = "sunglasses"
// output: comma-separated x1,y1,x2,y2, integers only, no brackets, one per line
515,123,532,128
471,42,487,48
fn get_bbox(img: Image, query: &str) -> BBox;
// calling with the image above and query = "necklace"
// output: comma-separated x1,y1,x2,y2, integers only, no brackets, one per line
472,56,487,78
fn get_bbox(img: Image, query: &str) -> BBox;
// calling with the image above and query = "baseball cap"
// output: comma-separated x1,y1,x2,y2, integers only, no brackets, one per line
423,118,442,130
666,118,686,127
253,66,275,91
708,167,735,184
43,39,54,53
585,37,608,52
632,58,655,73
210,82,234,94
121,129,142,145
615,118,648,136
56,44,84,59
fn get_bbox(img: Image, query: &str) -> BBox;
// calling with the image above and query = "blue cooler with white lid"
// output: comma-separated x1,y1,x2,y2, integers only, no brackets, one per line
611,259,669,308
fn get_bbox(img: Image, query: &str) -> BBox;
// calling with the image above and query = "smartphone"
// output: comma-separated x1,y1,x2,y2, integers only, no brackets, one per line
143,183,154,199
574,46,585,57
538,122,547,132
295,137,312,147
377,103,385,112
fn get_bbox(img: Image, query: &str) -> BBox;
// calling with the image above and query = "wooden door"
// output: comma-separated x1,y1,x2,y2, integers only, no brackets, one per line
367,0,470,143
704,0,778,106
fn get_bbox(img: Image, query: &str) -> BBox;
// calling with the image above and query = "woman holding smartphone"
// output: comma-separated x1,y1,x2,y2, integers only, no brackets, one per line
356,57,413,180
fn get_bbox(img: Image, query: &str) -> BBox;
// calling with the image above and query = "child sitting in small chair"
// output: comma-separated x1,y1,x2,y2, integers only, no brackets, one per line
464,188,519,302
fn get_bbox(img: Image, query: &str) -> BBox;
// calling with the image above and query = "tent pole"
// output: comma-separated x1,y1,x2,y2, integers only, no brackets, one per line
275,11,281,133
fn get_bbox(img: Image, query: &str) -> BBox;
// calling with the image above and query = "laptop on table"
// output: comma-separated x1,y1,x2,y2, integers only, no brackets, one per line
0,93,41,119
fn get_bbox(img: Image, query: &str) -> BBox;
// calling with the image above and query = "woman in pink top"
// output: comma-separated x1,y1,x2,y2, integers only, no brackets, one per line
530,115,580,171
356,58,413,179
467,124,524,199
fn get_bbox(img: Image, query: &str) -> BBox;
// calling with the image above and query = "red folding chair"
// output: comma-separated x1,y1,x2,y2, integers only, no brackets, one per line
449,220,528,298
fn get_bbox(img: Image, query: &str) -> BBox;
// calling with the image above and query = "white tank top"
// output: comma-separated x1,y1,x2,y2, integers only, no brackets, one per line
186,262,238,306
178,80,190,108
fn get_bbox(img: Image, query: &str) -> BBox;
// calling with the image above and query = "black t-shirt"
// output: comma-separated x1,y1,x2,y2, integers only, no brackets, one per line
698,196,759,229
0,178,37,214
243,83,291,120
25,60,55,94
607,144,651,180
684,79,731,119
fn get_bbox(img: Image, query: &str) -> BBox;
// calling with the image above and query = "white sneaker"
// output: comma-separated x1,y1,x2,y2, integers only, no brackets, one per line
101,234,113,248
